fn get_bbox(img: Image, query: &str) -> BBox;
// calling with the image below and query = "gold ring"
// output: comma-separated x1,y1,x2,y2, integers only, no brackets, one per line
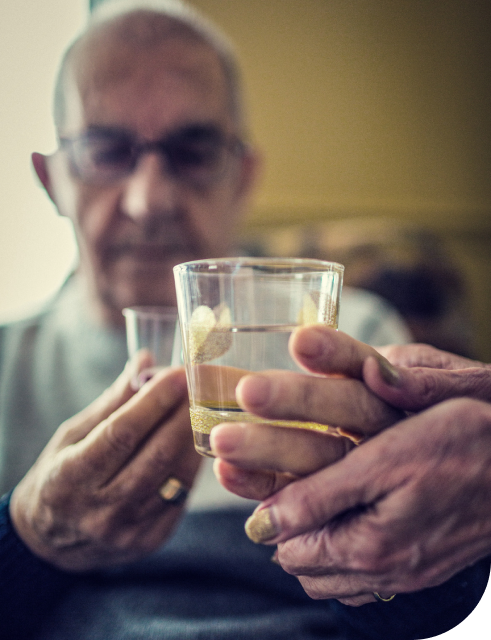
373,592,396,602
158,477,189,505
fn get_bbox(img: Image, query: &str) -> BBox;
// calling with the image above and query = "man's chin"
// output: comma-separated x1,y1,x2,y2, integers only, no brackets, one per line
103,270,180,313
98,251,215,315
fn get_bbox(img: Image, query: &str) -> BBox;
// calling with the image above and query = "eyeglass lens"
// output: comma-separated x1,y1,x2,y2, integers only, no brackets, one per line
65,126,239,186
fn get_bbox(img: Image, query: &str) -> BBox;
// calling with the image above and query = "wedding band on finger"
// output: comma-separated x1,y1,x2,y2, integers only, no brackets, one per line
373,592,396,602
158,477,189,505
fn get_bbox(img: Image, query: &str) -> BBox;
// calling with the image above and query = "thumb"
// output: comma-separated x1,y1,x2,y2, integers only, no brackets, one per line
289,325,382,379
243,449,377,545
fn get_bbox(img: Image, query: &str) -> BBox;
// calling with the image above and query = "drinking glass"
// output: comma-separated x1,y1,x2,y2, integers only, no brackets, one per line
123,306,181,389
173,257,344,456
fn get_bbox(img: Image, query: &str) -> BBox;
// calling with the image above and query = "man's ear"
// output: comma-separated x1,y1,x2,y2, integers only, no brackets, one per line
31,152,56,203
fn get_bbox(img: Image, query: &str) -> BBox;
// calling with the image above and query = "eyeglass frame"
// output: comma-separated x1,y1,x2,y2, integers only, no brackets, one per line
57,124,247,188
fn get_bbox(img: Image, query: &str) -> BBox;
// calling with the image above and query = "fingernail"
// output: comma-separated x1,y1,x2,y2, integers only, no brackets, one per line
237,375,272,410
137,370,154,388
245,508,279,544
270,549,280,565
377,357,400,386
210,423,246,455
212,457,252,487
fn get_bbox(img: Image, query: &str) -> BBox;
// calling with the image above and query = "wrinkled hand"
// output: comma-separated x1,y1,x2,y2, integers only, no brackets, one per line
10,356,201,572
364,342,491,411
237,398,491,606
212,326,404,501
212,327,491,606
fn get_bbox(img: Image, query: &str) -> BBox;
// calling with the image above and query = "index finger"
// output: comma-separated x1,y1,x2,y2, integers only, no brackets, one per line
235,369,404,435
52,351,156,449
211,422,353,476
72,367,188,484
243,398,490,546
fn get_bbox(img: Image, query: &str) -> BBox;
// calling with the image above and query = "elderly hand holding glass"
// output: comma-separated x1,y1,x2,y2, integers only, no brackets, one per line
211,325,491,614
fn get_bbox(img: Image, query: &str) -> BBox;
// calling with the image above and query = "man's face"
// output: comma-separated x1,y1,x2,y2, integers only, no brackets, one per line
38,27,255,323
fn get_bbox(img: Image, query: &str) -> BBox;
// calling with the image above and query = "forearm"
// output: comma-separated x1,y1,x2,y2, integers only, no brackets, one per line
0,492,77,639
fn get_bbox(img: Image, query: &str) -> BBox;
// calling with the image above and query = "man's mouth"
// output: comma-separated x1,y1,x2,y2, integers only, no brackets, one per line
108,243,193,261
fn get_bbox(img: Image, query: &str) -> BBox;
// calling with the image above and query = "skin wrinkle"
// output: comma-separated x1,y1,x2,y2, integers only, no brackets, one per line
339,403,491,592
465,367,491,397
274,422,436,568
102,420,179,491
378,343,486,371
418,368,491,406
364,358,491,416
279,526,332,577
213,335,491,605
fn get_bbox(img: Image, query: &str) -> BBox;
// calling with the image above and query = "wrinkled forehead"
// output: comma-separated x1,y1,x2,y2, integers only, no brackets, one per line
59,15,233,137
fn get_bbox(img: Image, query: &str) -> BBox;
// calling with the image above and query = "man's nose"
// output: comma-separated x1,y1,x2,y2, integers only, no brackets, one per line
120,152,178,221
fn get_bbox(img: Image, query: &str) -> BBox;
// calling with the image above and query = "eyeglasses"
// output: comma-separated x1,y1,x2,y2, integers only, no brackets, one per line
59,125,245,187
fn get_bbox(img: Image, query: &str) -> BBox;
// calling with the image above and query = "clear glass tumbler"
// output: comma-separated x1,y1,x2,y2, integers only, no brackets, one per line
123,306,181,389
173,257,344,456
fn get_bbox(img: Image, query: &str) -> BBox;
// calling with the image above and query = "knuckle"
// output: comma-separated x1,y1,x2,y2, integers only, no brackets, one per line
277,543,302,575
417,370,441,405
465,369,491,401
278,536,317,575
353,534,392,574
144,446,174,475
103,418,137,457
298,575,328,600
265,471,286,498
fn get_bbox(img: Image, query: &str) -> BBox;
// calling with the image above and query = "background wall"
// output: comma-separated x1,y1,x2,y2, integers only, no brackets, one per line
0,0,85,317
0,0,489,357
188,0,491,360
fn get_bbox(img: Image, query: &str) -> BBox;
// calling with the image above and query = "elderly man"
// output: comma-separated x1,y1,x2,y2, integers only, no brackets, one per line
0,1,412,638
1,0,409,497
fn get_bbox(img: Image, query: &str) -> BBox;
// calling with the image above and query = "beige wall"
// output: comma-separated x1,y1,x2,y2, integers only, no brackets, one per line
190,0,491,359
